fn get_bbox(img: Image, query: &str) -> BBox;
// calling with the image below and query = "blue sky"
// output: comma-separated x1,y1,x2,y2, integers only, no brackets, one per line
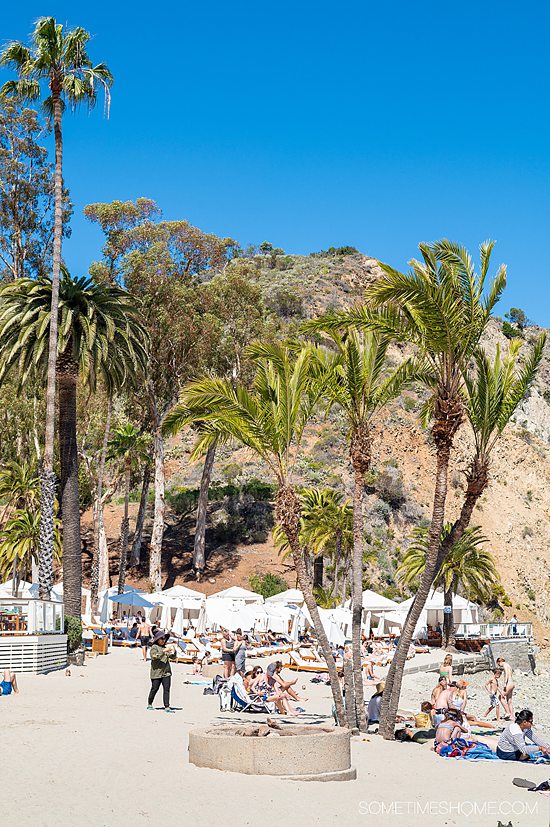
2,2,550,324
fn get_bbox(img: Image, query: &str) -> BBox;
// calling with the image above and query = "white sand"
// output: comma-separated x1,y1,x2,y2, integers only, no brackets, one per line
3,649,550,827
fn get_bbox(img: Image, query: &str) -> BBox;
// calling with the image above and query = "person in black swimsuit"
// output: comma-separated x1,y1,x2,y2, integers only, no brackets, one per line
220,631,236,678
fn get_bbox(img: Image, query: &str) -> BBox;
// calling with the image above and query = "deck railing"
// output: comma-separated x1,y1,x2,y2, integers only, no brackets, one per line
0,597,64,635
455,622,533,640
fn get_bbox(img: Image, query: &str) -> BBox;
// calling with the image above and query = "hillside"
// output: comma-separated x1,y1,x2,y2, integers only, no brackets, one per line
84,250,550,641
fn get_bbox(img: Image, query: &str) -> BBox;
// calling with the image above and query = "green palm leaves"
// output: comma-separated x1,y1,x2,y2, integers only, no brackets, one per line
165,342,319,483
464,335,546,460
0,270,149,392
398,524,499,603
0,508,61,582
0,17,113,116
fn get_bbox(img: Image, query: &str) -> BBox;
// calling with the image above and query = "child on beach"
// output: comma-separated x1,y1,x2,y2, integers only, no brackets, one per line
484,668,503,721
192,657,203,675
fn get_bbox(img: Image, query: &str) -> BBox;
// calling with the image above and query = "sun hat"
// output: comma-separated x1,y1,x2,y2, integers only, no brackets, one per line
151,629,170,645
376,681,385,693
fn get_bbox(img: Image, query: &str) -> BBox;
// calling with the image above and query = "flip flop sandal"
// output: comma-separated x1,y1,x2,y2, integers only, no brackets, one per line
512,778,536,789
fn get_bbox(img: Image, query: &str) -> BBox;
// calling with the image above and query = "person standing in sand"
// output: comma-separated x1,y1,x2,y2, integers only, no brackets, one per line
137,617,152,661
483,668,503,721
147,630,177,713
496,657,515,720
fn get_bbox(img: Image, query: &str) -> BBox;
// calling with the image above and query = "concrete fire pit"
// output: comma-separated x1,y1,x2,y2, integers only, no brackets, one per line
188,722,356,782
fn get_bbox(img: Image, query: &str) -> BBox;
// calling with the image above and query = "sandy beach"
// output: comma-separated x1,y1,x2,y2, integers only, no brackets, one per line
3,649,550,827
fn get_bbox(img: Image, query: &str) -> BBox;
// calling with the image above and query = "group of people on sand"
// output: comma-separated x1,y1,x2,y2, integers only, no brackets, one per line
388,655,550,763
439,654,515,721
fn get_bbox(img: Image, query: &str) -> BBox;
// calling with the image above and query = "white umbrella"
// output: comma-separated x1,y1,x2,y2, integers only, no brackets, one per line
375,612,386,636
195,604,207,636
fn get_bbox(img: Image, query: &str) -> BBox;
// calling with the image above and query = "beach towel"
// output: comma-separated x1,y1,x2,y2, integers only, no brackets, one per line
435,740,499,760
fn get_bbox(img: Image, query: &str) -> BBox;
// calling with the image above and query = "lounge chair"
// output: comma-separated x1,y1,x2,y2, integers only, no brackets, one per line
227,674,276,714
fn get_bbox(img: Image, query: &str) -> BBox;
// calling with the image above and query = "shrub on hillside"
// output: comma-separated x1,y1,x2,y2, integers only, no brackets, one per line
249,572,288,598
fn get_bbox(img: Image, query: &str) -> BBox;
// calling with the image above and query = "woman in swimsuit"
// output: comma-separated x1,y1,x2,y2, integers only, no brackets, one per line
439,654,453,683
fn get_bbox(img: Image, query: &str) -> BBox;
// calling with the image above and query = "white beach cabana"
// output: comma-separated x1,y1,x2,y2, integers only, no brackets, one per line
97,586,146,622
148,588,205,634
398,591,479,630
204,597,258,631
208,586,264,604
265,588,304,606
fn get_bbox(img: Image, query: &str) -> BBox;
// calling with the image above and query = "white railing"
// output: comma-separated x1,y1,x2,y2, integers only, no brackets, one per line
455,622,533,640
0,597,64,635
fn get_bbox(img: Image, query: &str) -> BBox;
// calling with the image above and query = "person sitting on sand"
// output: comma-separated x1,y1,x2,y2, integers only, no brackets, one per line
432,682,456,726
266,661,307,702
0,670,18,695
191,657,203,675
249,669,300,716
367,681,385,726
497,709,550,761
434,709,470,746
363,659,382,684
483,669,503,722
431,676,447,708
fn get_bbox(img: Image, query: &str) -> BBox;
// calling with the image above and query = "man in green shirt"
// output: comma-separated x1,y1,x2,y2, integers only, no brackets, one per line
147,629,177,712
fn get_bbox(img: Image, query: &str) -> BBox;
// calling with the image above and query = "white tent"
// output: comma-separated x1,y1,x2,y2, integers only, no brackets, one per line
204,597,258,631
161,585,206,601
97,586,145,622
265,589,304,606
360,589,400,611
398,591,479,629
0,579,36,597
208,586,264,604
148,590,206,632
51,582,92,617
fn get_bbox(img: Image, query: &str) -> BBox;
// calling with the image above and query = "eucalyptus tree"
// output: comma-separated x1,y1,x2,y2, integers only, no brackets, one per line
85,198,236,591
0,271,148,617
0,17,113,597
165,342,347,724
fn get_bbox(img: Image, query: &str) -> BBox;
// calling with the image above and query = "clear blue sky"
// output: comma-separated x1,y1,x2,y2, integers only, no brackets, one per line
2,2,550,324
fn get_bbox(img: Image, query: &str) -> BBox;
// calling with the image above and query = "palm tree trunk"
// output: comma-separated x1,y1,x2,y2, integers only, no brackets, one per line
379,442,452,739
58,362,82,619
91,397,112,616
193,438,217,579
276,484,346,726
130,461,151,567
117,463,131,594
443,583,455,648
333,531,341,601
351,467,367,731
38,91,63,600
313,555,324,589
149,424,165,592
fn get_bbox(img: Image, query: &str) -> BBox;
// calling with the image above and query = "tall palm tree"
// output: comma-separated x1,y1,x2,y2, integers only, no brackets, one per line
107,424,151,594
305,327,415,730
0,271,148,617
164,342,347,725
398,524,499,646
322,240,506,737
0,17,113,599
273,487,354,599
0,507,62,587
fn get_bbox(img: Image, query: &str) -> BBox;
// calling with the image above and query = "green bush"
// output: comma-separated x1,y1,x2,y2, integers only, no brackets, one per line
249,572,288,598
65,613,82,652
502,320,521,340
